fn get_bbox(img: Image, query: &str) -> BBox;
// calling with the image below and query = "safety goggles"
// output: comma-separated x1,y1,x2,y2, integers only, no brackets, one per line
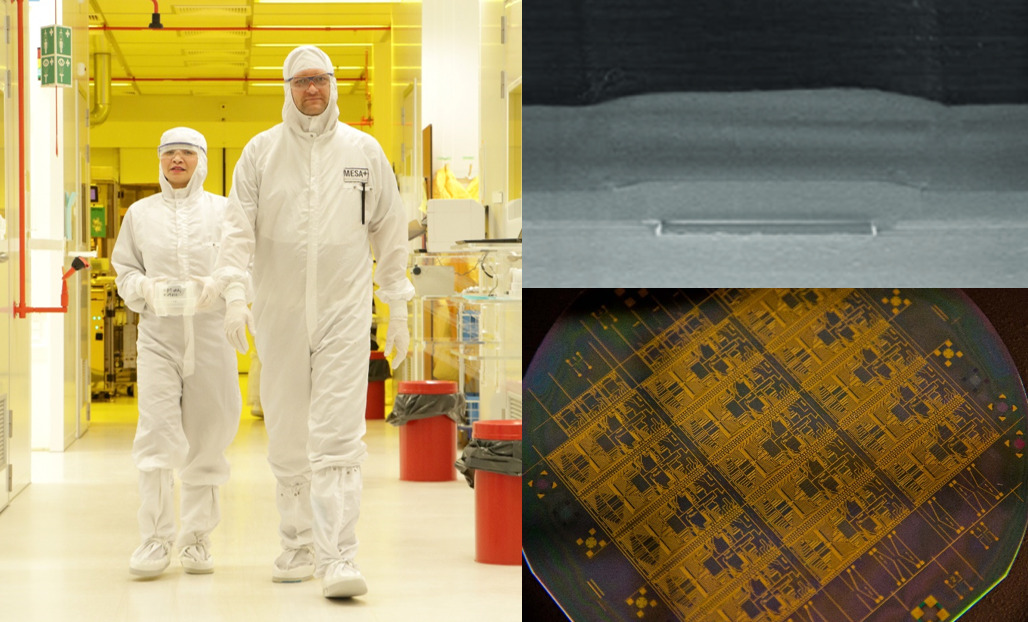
158,142,204,158
287,73,333,89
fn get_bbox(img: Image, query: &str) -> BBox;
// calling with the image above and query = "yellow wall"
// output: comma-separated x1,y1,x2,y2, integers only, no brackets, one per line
90,93,396,195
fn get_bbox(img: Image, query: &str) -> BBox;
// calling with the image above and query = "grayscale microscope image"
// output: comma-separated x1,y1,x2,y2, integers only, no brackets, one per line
525,1,1028,286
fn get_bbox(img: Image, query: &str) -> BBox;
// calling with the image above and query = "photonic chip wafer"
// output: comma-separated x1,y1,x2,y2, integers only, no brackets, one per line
525,289,1028,622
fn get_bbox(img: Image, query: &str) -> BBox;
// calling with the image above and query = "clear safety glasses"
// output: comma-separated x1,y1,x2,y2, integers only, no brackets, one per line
158,143,202,159
288,73,333,89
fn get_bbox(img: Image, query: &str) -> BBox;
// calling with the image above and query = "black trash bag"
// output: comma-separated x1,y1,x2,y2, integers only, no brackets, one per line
368,356,391,382
387,392,466,426
455,438,523,488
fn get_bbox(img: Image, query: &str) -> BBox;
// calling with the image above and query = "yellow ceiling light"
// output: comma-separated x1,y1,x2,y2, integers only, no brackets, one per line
171,5,252,15
253,66,366,71
250,81,356,87
257,0,403,3
253,43,372,48
250,24,386,28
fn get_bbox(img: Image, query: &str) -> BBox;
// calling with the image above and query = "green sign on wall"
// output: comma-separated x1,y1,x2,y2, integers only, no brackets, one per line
90,207,106,238
41,25,72,88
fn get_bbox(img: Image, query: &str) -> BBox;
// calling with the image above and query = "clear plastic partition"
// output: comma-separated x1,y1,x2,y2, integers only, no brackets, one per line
407,246,522,425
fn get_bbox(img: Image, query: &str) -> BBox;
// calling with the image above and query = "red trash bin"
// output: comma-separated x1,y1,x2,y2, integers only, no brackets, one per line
365,351,386,420
398,380,459,482
473,420,522,565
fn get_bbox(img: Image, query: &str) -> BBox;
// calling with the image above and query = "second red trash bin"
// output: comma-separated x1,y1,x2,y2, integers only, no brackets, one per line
365,351,387,420
473,420,522,565
392,380,464,482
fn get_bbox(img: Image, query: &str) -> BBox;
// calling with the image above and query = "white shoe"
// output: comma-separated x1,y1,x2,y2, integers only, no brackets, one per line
272,546,315,583
322,560,367,598
130,538,171,578
180,543,214,574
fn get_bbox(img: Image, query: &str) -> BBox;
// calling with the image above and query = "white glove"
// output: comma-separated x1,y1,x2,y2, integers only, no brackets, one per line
224,299,255,354
139,277,158,311
384,312,410,370
194,277,219,311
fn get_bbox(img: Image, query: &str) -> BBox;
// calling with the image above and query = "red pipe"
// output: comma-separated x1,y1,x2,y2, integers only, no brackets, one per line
91,25,389,32
15,0,26,318
109,76,366,82
150,0,158,12
13,0,82,317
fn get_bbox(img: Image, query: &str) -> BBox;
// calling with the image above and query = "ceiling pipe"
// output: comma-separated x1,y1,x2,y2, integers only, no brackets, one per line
90,25,389,32
106,76,366,83
99,76,374,127
89,53,112,126
93,74,376,125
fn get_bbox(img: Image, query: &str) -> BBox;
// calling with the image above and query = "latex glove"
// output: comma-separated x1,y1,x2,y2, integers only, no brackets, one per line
224,299,255,354
384,312,410,370
139,277,158,311
194,277,218,311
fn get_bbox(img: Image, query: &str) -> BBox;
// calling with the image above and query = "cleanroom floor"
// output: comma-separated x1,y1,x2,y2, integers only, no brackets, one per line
0,376,521,622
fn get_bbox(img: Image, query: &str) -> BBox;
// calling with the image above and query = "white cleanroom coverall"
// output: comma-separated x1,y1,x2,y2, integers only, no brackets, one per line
112,127,242,557
214,45,414,581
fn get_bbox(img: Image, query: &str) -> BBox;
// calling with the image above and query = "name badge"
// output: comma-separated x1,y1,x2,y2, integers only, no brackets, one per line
343,168,370,183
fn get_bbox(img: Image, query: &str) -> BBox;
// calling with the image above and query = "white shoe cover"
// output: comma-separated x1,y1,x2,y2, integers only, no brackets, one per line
177,484,220,554
311,466,362,576
322,560,367,598
180,543,214,574
130,538,171,578
275,478,313,552
272,546,315,583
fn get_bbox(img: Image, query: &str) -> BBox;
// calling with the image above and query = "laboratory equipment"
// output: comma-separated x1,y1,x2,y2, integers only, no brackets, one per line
90,272,138,399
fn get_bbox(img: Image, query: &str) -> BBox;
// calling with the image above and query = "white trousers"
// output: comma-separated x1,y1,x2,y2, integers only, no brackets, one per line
133,313,241,546
133,314,241,484
256,289,371,573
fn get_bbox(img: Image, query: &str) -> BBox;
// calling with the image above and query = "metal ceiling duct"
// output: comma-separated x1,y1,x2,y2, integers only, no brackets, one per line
89,52,112,126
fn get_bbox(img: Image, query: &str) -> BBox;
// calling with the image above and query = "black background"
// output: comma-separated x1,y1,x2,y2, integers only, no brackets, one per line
523,289,1028,622
527,2,1028,106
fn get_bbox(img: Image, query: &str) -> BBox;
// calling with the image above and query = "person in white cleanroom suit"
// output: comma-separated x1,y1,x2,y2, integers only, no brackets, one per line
211,45,413,598
112,127,242,578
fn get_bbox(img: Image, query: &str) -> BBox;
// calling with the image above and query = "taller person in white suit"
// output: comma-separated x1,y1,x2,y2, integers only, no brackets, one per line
211,45,414,599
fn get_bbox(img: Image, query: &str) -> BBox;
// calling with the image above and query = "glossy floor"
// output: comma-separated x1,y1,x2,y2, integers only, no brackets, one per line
0,377,521,622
